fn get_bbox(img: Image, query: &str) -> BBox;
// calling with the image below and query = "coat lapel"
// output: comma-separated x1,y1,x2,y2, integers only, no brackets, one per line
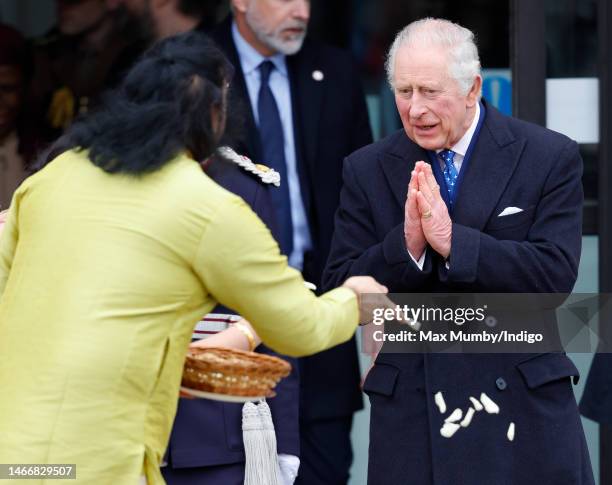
452,105,525,230
379,131,430,209
378,105,525,230
214,19,262,161
287,42,324,216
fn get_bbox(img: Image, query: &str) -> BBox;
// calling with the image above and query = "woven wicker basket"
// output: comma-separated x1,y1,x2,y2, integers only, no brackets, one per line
182,347,292,397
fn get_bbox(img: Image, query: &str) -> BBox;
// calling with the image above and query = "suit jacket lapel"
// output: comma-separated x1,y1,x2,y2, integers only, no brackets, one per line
215,19,262,161
380,132,430,208
379,105,525,230
452,105,525,230
287,42,324,216
287,44,323,175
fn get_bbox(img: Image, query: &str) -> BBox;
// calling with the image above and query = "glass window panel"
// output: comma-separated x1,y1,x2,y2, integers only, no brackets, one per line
545,0,598,234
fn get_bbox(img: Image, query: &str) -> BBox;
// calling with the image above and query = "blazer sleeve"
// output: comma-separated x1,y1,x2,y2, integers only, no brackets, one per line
323,156,433,291
441,139,583,292
195,195,359,357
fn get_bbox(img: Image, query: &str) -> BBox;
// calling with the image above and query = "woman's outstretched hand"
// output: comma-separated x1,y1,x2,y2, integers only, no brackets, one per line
341,276,393,325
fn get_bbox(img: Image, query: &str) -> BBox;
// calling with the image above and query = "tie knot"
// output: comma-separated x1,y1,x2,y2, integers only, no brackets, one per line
259,60,275,85
440,150,455,170
439,149,455,168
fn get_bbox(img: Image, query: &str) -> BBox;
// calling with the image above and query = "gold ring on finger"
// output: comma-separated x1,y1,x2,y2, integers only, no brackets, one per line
422,209,432,219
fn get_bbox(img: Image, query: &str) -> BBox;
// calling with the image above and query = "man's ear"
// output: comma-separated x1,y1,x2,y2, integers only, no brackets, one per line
467,75,482,107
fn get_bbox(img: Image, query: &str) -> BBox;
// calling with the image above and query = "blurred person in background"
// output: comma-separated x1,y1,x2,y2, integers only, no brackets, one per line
580,353,612,426
119,0,223,39
28,0,143,139
0,24,40,209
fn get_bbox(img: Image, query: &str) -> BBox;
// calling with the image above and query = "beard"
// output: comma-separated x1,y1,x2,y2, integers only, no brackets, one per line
245,7,307,55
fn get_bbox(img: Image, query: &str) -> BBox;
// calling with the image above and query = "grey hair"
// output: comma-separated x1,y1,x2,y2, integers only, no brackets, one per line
385,18,481,96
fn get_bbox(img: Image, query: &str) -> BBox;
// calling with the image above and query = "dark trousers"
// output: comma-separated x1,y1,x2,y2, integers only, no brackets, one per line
161,462,244,485
295,415,354,485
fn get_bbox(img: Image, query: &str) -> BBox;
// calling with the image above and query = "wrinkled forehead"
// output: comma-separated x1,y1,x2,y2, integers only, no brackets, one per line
394,43,454,84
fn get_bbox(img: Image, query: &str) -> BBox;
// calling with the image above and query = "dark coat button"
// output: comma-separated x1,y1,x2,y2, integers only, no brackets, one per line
496,377,507,390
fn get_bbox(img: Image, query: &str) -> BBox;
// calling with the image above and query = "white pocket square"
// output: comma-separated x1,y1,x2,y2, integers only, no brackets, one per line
498,207,523,217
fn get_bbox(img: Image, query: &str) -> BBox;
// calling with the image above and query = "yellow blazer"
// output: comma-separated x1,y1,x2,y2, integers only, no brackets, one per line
0,150,357,485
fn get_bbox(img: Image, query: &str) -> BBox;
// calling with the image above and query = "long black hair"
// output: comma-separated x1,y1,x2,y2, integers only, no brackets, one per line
41,31,234,174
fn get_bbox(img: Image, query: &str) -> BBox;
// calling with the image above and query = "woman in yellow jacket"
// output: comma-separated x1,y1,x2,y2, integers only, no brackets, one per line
0,33,386,485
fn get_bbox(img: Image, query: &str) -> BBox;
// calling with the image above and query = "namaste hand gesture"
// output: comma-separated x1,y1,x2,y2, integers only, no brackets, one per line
403,161,452,260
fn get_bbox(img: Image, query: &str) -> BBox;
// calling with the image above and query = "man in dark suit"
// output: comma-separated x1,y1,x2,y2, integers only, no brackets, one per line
112,2,303,483
211,2,373,484
323,18,594,484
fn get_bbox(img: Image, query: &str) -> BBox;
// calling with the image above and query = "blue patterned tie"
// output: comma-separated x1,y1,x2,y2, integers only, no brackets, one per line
257,60,293,255
440,149,458,207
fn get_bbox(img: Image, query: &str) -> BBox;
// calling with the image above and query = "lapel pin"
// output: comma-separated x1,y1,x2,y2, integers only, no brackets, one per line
312,70,324,81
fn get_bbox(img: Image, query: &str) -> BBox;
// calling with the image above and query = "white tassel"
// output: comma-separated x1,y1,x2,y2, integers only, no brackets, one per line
242,400,281,485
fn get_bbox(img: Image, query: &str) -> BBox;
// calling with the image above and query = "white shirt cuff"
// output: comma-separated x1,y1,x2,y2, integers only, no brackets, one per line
408,248,426,271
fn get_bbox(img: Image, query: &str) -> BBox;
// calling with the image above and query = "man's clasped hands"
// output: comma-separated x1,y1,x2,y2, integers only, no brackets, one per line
404,161,453,262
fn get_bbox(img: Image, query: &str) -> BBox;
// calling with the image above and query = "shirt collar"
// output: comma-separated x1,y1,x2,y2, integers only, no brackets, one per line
231,21,288,77
436,102,481,157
